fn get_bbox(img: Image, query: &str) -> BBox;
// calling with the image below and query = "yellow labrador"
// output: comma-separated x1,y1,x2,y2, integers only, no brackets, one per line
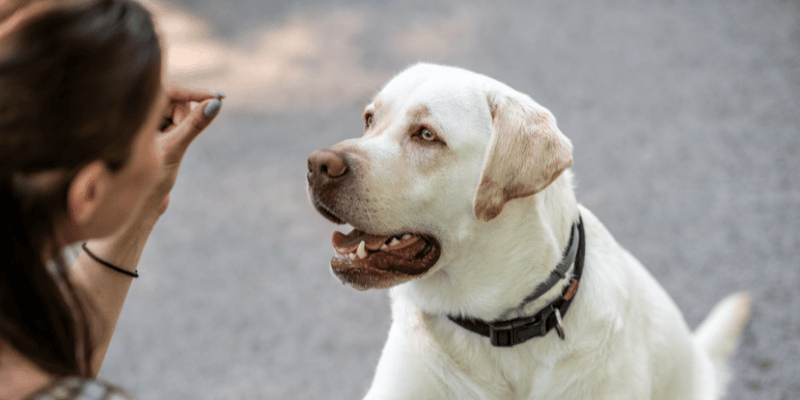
307,63,751,400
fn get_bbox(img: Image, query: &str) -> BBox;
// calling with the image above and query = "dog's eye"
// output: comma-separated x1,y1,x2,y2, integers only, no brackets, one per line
365,114,374,129
420,128,435,141
411,127,444,145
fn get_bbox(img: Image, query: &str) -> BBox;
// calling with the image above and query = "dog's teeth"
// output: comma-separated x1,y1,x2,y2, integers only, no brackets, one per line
380,244,388,250
357,241,368,259
402,234,412,240
389,238,401,247
349,253,356,260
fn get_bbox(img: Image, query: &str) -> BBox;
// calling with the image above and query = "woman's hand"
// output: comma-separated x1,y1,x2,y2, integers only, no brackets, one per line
145,86,224,217
75,87,223,376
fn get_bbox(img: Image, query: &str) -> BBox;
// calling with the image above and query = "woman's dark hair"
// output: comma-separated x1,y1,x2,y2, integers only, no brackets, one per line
0,0,162,377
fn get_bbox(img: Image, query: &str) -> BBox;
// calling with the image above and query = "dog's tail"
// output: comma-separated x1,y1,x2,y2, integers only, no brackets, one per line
693,292,751,399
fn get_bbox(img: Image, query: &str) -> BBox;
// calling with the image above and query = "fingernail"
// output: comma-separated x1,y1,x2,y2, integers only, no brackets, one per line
209,90,226,99
204,98,222,117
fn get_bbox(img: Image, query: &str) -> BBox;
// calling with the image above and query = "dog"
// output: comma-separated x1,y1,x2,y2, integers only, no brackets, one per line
306,63,751,399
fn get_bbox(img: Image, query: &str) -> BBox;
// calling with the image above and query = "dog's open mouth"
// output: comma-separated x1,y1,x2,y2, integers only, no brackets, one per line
329,228,441,290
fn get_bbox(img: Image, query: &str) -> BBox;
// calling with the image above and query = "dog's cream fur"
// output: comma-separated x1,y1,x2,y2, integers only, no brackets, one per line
311,63,751,399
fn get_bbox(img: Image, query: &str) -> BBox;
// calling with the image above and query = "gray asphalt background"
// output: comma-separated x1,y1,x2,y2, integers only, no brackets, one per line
98,0,800,398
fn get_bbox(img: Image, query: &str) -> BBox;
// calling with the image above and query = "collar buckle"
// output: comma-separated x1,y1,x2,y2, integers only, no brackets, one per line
489,305,555,347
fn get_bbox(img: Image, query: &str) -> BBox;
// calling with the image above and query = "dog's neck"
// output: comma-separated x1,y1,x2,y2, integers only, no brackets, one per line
394,171,580,321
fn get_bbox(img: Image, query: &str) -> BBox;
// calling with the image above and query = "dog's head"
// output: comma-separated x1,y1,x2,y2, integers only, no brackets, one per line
307,63,573,290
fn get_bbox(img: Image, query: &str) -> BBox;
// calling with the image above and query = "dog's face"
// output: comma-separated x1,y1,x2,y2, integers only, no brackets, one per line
307,63,573,290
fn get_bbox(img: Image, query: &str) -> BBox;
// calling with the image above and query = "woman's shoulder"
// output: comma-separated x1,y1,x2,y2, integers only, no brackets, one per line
25,377,135,400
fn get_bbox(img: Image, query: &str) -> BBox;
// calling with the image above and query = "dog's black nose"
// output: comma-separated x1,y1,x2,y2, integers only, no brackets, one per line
308,149,348,182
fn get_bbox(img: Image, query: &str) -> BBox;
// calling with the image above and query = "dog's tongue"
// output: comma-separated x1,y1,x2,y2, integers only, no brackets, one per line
332,229,392,254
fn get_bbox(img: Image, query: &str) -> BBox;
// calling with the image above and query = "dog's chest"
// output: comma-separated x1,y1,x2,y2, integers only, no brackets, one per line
423,315,587,399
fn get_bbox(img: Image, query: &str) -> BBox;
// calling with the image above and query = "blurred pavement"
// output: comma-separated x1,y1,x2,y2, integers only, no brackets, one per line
99,0,800,398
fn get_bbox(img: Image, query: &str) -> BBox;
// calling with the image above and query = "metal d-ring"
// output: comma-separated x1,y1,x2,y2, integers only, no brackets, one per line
554,308,566,340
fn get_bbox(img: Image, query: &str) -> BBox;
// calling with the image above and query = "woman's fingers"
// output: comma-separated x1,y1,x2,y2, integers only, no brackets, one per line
161,97,223,164
135,87,223,216
161,101,190,132
166,86,225,102
161,87,224,132
145,96,222,215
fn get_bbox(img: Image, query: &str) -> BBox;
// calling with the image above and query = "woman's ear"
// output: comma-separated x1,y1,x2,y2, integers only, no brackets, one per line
67,161,110,228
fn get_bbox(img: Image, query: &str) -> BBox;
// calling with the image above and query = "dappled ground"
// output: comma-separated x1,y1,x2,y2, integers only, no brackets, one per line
99,0,800,398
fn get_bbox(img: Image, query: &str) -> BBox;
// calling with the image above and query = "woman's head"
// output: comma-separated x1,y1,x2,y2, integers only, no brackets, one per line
1,0,165,236
0,0,163,377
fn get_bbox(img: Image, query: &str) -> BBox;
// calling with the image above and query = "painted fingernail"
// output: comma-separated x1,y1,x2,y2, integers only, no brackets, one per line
204,98,222,117
209,90,226,98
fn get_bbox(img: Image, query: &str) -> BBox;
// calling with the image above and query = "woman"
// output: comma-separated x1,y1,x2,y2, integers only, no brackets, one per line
0,0,224,398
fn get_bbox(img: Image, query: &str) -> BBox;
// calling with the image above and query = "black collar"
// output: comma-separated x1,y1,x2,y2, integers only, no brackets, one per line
447,215,585,347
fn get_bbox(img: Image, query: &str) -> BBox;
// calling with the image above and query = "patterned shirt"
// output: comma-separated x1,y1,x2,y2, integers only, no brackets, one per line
25,377,134,400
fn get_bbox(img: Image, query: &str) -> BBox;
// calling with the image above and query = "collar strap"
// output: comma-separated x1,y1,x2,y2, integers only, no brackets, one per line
448,215,585,347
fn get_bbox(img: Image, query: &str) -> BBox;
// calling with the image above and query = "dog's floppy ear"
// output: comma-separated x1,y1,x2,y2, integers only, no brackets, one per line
473,91,573,222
